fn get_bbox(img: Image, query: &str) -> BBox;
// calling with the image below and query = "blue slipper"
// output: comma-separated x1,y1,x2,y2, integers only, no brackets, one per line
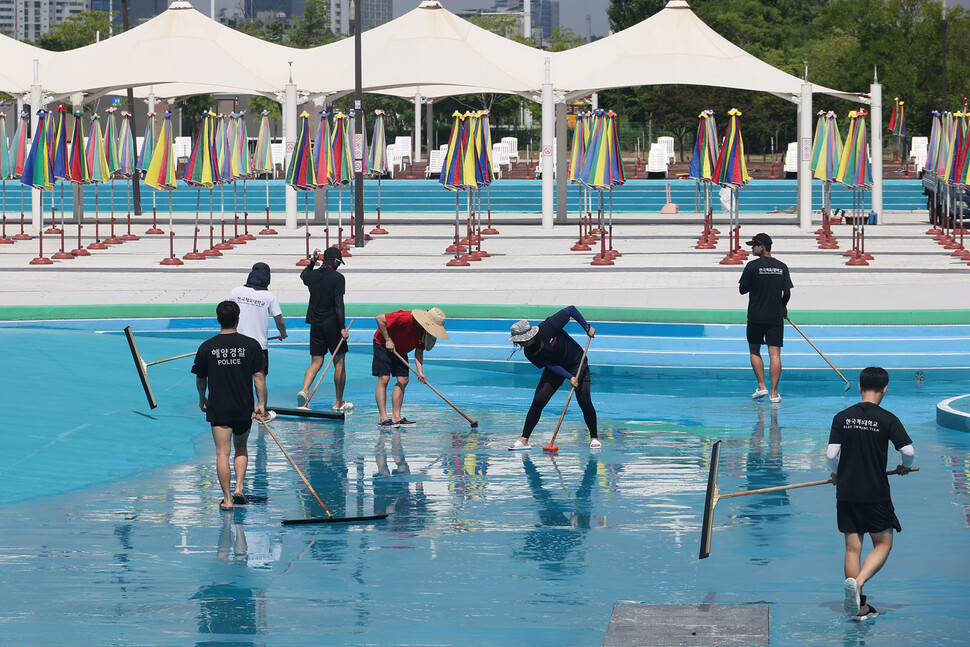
394,418,416,426
378,419,396,427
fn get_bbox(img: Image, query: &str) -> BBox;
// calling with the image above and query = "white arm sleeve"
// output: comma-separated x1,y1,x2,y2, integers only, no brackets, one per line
899,444,915,468
826,444,841,473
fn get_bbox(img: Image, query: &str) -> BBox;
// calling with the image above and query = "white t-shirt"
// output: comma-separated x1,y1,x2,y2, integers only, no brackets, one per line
228,285,282,349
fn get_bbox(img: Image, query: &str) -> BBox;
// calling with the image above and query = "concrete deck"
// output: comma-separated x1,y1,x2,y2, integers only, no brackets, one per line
1,209,968,321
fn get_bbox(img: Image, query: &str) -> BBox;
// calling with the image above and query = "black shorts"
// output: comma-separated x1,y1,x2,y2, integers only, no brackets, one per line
837,500,901,535
309,317,347,358
262,349,269,376
372,341,410,378
211,419,253,436
747,322,784,347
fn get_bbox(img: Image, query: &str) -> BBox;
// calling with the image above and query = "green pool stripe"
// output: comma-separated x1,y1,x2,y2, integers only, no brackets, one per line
3,303,970,325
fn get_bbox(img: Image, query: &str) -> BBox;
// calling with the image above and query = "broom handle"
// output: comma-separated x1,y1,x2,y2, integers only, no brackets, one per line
786,317,851,387
719,466,918,499
392,349,476,425
305,320,353,406
145,335,282,367
259,418,333,518
547,335,592,447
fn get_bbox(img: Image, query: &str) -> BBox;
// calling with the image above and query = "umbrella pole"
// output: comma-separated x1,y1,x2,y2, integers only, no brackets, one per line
324,185,330,248
15,182,30,240
369,174,387,235
591,190,613,265
260,175,276,235
337,185,343,250
297,191,311,266
122,178,138,240
88,185,107,250
71,186,89,256
29,190,53,265
184,189,205,260
51,183,73,259
146,186,163,234
160,190,183,265
242,178,253,239
446,191,469,266
204,187,221,256
105,180,122,244
464,191,479,261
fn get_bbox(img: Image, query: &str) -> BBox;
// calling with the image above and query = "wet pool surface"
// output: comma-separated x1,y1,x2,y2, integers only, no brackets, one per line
2,323,969,646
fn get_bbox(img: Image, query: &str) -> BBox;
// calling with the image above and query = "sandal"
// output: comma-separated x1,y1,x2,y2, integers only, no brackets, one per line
219,499,233,511
590,439,602,449
508,440,531,451
232,493,248,505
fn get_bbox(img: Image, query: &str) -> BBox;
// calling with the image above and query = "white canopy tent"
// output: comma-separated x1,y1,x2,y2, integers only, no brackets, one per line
553,0,877,228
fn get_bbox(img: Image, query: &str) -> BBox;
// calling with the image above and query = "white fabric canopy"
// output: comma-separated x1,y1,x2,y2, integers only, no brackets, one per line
554,0,862,103
42,1,300,98
293,1,547,99
0,33,58,95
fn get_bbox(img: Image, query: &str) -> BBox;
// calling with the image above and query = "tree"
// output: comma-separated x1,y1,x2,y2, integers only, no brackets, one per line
36,11,113,50
288,0,338,48
547,27,585,52
466,14,532,44
178,95,215,140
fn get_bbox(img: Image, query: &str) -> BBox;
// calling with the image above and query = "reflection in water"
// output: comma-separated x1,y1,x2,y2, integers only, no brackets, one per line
514,456,598,575
737,404,791,564
373,429,429,535
192,580,266,646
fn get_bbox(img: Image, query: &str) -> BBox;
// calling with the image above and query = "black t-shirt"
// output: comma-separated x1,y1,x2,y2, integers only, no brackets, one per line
828,402,912,503
524,309,586,376
191,332,265,424
302,265,346,324
739,256,793,324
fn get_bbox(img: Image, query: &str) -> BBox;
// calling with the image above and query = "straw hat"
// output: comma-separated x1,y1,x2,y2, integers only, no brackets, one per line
412,307,449,340
508,320,539,343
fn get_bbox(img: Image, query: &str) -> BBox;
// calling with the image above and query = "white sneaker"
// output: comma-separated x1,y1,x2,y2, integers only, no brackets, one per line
256,410,277,423
843,578,860,616
752,388,769,399
296,391,308,407
332,401,355,411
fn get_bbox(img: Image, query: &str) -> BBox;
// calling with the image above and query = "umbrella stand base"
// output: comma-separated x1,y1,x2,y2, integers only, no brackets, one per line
446,256,470,267
30,256,53,265
160,256,184,266
591,253,614,266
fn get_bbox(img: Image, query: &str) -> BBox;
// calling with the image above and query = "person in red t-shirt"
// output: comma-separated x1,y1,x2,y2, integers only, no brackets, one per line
372,307,449,427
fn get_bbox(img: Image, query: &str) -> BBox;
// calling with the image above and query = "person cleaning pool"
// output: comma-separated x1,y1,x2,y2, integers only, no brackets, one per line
507,306,599,450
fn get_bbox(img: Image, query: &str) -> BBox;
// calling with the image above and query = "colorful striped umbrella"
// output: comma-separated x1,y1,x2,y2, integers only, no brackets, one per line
579,109,624,189
145,111,177,191
86,114,111,184
955,112,970,186
51,105,69,182
439,111,469,190
835,109,873,188
183,111,220,188
215,113,234,185
253,110,273,176
286,111,316,190
811,111,842,182
368,110,387,175
0,114,11,180
67,111,90,184
926,111,942,177
138,112,156,175
888,97,906,138
689,110,719,181
463,112,486,188
21,110,53,191
117,112,137,178
103,107,121,177
568,111,588,183
607,111,626,188
712,108,750,188
9,112,28,179
312,111,332,187
230,112,252,179
477,110,495,187
948,111,968,185
330,112,353,187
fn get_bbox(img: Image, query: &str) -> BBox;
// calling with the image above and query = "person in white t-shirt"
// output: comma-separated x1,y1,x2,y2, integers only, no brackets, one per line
228,263,287,378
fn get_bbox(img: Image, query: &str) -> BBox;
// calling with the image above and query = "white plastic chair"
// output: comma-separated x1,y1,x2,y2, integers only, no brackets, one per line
394,136,412,165
492,143,511,171
647,145,668,177
910,136,928,174
658,136,676,163
501,136,519,163
174,136,193,161
425,149,445,178
386,144,401,178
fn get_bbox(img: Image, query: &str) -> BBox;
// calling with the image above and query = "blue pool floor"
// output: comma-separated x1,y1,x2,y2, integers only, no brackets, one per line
2,325,969,646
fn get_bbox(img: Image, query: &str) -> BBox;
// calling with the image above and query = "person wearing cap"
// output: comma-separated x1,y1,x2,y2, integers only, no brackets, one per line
298,247,352,411
228,262,287,385
507,306,599,450
739,233,792,403
373,307,449,427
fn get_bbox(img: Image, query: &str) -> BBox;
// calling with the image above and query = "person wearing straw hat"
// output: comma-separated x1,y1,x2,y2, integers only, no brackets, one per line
372,307,448,427
739,233,792,403
228,262,287,385
192,301,267,511
298,247,352,411
827,366,915,620
507,306,599,450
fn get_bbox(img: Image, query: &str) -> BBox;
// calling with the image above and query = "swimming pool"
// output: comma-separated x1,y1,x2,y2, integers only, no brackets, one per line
1,320,967,646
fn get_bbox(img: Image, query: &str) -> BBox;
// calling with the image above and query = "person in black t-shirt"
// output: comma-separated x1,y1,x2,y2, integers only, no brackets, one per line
827,367,915,619
298,246,352,411
192,301,268,511
739,233,792,403
507,306,599,450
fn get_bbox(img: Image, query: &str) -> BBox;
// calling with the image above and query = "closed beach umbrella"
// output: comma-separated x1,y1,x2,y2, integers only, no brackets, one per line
689,110,718,181
312,111,332,187
368,110,387,176
712,108,750,188
330,112,353,187
138,112,156,175
68,112,90,184
145,111,177,191
22,110,53,191
183,111,220,189
286,111,316,191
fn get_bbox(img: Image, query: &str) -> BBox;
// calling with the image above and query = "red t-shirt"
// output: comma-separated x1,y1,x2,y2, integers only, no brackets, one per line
373,310,426,355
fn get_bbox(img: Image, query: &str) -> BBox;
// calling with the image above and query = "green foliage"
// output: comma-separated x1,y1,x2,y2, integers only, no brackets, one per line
35,10,114,51
178,95,215,140
466,14,533,44
547,27,586,52
236,18,287,45
287,0,338,48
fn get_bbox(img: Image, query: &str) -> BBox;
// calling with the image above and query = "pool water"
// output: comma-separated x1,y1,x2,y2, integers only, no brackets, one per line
1,322,968,646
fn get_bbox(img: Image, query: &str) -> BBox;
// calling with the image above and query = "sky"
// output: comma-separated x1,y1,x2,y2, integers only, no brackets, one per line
394,0,613,40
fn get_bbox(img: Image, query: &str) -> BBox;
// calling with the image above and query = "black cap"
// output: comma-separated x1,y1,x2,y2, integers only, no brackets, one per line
323,246,344,266
745,233,772,250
